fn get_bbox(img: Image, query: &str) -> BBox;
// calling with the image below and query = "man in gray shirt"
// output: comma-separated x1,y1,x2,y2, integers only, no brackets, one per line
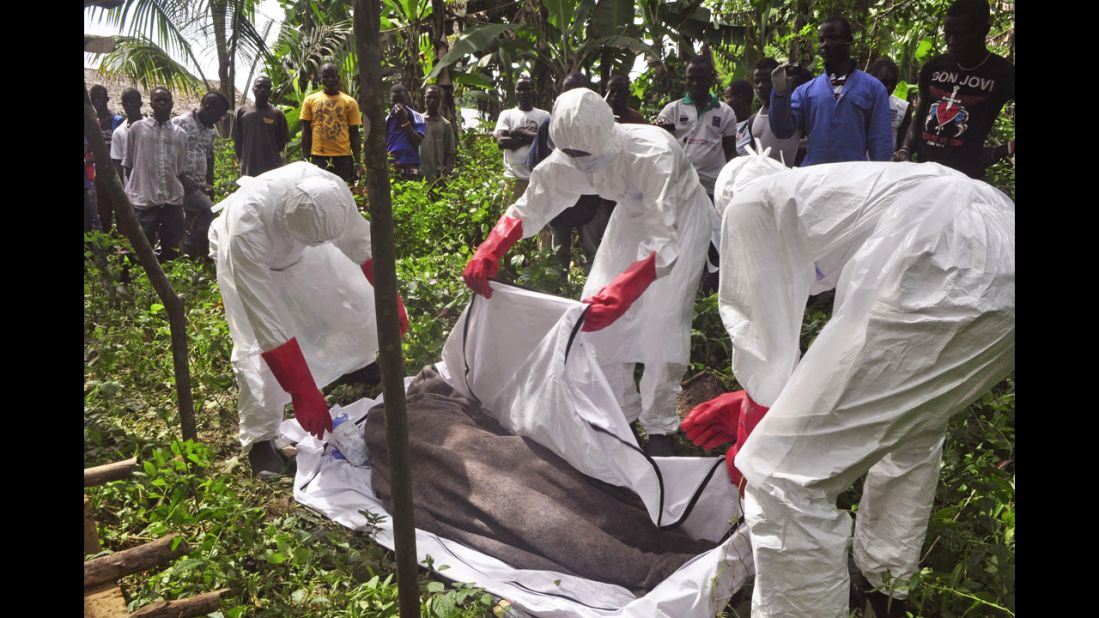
748,58,802,166
419,85,456,183
123,87,189,262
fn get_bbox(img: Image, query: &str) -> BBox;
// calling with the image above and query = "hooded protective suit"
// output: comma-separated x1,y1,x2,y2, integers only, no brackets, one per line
504,89,712,435
209,162,379,449
711,159,1015,617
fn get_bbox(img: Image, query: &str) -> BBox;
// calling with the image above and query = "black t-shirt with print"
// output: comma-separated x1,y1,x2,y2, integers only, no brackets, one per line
915,52,1014,178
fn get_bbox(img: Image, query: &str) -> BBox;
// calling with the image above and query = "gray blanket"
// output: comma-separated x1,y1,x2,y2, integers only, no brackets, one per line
365,367,717,594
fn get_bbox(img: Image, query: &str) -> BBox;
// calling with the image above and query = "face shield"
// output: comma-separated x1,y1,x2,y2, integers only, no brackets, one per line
549,88,623,174
276,176,354,245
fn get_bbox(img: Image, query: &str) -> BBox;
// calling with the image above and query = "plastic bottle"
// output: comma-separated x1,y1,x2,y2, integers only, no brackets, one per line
329,413,370,466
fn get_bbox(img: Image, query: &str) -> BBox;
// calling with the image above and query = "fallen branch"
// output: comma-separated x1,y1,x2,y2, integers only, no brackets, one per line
85,458,138,487
131,589,229,618
84,534,187,589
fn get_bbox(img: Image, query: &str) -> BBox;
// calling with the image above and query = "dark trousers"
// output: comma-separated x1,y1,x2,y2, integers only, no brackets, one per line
84,186,102,232
183,189,215,259
699,192,720,295
95,176,114,231
549,202,613,274
136,203,185,262
310,155,355,181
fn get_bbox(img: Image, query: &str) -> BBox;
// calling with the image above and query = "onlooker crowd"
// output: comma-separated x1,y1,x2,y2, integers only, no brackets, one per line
86,0,1013,269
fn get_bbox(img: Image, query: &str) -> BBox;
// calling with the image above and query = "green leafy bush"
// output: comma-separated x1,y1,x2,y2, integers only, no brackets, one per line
85,126,1015,617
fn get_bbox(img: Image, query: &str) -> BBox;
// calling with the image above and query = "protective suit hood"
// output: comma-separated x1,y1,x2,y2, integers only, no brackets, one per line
276,176,354,245
714,143,787,216
549,88,623,173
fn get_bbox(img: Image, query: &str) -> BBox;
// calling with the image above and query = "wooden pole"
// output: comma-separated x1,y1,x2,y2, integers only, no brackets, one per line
130,589,229,618
83,85,197,442
352,2,420,616
84,534,188,589
84,496,102,556
84,458,138,487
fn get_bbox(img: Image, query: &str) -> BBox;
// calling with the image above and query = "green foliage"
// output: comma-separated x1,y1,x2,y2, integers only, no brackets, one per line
985,103,1016,201
87,439,497,617
213,138,242,202
84,237,235,467
86,72,1015,615
905,378,1015,616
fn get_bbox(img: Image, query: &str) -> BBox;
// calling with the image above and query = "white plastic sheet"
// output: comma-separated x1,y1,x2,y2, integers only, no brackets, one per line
286,284,753,617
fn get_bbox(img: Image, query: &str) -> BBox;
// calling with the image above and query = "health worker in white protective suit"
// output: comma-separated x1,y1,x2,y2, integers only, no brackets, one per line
681,153,1015,618
209,162,408,475
463,88,712,457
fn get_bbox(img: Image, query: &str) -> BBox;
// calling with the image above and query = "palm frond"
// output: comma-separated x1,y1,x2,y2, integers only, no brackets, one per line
97,35,206,96
88,0,208,83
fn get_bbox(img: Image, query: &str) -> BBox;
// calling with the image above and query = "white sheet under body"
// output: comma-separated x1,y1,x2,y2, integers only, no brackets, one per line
285,284,753,617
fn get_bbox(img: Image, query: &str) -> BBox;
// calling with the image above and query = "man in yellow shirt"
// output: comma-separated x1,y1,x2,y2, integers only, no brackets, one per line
300,63,363,181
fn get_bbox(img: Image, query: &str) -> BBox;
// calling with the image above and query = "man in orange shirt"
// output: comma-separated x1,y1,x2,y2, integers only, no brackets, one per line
301,63,363,181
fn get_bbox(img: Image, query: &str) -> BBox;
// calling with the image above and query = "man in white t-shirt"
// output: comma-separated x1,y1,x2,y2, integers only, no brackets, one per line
494,76,551,201
656,55,739,199
110,89,145,182
867,57,912,153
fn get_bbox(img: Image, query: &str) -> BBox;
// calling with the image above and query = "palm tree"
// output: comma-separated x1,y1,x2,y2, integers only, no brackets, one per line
87,0,272,132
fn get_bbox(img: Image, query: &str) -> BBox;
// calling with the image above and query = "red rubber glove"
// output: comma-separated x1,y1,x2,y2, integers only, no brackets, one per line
581,252,657,332
261,337,332,440
682,391,746,450
362,259,409,336
725,394,771,490
463,215,523,298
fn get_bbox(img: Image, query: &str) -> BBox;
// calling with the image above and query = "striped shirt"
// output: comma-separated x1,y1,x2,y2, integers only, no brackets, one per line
122,117,188,208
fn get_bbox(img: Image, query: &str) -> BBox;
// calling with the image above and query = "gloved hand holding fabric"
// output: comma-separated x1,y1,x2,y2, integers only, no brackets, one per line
683,390,770,486
463,215,524,299
261,337,333,440
725,394,770,487
580,252,657,332
682,390,746,449
362,258,409,336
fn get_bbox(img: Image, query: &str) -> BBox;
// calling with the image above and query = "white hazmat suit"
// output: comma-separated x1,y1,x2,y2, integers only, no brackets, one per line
505,89,712,435
713,160,1015,617
209,162,380,450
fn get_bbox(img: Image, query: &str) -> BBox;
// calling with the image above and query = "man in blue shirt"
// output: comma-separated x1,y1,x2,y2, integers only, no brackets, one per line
386,84,426,180
768,17,892,165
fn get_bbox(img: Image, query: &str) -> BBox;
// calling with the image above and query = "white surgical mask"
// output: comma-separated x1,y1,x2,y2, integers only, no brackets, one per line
569,152,616,174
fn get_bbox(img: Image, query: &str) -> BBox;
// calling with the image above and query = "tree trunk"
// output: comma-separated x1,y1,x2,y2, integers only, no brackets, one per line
84,534,188,589
352,3,420,617
131,590,229,618
402,24,423,107
532,2,554,109
790,0,812,67
84,85,197,442
84,458,137,487
84,496,101,556
211,0,233,136
599,47,615,87
431,0,458,137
